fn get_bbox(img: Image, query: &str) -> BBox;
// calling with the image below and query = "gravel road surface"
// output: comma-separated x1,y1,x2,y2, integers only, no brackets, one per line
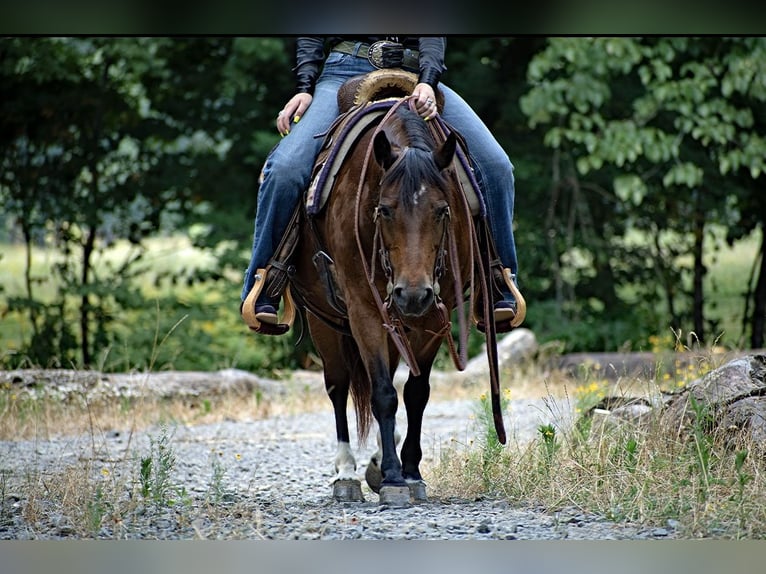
0,388,678,540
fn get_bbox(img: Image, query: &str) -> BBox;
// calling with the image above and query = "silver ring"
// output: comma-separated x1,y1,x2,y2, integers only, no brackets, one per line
278,111,284,117
426,98,433,104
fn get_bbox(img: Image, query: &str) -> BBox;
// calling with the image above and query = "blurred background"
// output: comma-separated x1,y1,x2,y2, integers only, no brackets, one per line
2,37,765,375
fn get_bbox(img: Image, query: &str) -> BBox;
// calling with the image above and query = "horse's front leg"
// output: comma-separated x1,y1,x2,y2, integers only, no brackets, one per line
367,355,411,506
329,378,365,502
308,317,364,502
400,364,432,503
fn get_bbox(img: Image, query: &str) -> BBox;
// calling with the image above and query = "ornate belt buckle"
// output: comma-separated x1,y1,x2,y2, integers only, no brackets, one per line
367,40,396,69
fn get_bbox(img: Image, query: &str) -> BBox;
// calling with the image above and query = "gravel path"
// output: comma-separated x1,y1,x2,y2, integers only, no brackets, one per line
0,390,678,540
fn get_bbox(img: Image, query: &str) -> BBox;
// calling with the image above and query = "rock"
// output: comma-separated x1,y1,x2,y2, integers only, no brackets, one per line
580,354,766,452
660,354,766,449
551,350,759,381
411,328,538,388
0,368,285,402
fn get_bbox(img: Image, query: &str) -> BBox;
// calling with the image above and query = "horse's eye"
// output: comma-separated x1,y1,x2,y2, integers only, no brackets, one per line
435,204,450,221
375,204,394,221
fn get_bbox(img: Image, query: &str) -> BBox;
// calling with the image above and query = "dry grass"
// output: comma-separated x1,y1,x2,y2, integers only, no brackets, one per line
0,378,319,538
0,375,333,442
0,353,559,442
428,359,766,539
7,427,271,539
0,358,557,538
4,351,764,538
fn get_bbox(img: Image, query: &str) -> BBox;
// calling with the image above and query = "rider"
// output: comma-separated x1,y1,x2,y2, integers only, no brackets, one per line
242,37,521,326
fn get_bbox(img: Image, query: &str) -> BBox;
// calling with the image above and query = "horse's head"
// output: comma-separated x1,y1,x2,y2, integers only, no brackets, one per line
371,109,457,318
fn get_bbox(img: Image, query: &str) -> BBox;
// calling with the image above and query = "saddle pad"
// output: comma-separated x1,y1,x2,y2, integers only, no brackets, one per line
306,100,484,217
306,100,391,216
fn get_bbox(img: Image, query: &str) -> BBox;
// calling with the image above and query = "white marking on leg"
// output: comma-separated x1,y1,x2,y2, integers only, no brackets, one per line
333,441,357,482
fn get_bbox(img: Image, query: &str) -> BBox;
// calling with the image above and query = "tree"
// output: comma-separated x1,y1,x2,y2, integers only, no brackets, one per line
520,37,766,347
0,37,293,367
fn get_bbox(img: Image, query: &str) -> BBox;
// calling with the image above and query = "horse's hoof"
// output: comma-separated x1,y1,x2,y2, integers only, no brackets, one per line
332,479,365,502
407,480,428,503
379,485,411,507
365,459,382,494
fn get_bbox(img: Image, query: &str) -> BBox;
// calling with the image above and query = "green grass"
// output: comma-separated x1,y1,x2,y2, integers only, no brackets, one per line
0,236,296,375
704,228,760,349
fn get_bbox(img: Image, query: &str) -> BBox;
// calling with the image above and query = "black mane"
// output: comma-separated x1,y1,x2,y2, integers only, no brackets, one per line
380,107,447,210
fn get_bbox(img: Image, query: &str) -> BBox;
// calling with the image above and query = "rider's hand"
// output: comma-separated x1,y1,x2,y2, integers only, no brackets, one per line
277,93,313,136
410,83,437,121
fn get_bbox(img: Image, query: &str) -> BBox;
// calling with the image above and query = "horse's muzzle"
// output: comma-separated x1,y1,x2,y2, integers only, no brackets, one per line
391,283,434,317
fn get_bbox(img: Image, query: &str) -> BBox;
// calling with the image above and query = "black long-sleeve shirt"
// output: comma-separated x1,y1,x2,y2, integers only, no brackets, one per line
293,36,446,95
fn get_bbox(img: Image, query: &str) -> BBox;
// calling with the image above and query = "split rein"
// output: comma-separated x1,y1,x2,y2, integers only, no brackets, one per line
353,96,480,376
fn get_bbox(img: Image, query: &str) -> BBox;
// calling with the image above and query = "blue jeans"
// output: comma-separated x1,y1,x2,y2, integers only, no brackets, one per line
242,50,519,302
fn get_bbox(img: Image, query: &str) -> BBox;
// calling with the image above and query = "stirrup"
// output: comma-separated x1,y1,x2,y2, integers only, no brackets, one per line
241,267,297,335
474,268,527,333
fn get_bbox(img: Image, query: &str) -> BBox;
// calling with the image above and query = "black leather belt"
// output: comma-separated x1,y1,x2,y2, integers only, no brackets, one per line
332,40,420,72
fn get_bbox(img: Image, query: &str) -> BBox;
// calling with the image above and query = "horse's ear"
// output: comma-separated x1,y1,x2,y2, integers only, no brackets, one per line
433,132,457,171
373,131,396,170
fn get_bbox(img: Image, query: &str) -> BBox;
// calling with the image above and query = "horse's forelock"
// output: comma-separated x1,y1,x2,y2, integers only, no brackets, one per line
379,109,447,209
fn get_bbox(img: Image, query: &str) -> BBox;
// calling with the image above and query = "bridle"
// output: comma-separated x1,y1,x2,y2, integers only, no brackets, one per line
355,96,476,376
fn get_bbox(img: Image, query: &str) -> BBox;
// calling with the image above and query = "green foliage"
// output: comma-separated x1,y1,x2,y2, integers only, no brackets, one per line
520,37,766,347
108,285,299,375
537,423,559,471
474,391,509,463
688,395,716,503
2,36,766,372
139,424,189,508
1,37,294,369
527,298,660,353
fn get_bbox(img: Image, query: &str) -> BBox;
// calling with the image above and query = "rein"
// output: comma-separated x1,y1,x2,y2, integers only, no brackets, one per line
354,97,477,379
430,114,507,444
355,98,423,375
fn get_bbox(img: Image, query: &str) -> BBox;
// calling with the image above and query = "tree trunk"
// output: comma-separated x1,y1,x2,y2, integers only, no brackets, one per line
80,224,97,366
652,226,679,332
751,230,766,348
546,149,564,315
78,56,109,367
21,220,40,338
692,194,706,344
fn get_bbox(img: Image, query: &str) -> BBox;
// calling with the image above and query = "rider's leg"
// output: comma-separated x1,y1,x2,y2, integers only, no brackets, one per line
241,52,377,323
437,83,520,317
242,124,328,322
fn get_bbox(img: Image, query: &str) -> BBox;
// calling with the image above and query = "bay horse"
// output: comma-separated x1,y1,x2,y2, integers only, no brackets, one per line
247,71,525,505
